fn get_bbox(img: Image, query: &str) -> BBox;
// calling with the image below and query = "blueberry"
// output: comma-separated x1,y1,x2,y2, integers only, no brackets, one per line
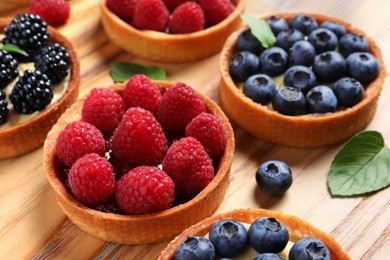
237,29,265,55
308,28,338,53
243,74,276,105
176,236,216,260
339,33,369,57
254,253,285,260
229,51,260,82
333,77,364,107
346,52,380,84
260,47,289,77
306,85,338,113
276,28,304,51
290,14,318,35
289,238,330,260
209,219,248,258
319,21,346,38
289,40,316,67
248,217,289,253
272,86,306,115
312,51,346,83
284,65,317,94
266,16,289,36
256,160,293,196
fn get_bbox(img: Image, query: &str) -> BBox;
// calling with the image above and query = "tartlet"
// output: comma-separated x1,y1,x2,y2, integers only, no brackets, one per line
43,81,235,244
159,208,350,259
0,18,80,160
100,0,246,63
219,13,386,148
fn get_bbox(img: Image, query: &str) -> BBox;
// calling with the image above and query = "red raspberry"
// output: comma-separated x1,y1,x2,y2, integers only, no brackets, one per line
162,137,214,193
106,0,138,23
116,166,175,215
133,0,170,32
29,0,70,25
82,88,126,134
68,153,115,207
168,2,205,34
162,0,195,11
111,107,168,165
56,121,106,167
185,112,226,159
198,0,235,26
158,82,206,132
123,74,162,114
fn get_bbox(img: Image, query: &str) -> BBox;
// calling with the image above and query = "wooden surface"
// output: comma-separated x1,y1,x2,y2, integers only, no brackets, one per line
1,0,389,259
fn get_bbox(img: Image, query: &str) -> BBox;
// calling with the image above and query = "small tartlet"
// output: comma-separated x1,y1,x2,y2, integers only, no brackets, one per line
43,81,235,244
0,18,80,160
100,0,246,63
219,13,386,148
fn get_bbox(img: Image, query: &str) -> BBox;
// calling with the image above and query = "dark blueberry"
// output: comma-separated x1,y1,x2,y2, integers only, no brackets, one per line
272,86,306,116
254,253,285,260
248,217,289,253
339,33,369,57
237,29,265,55
230,51,260,82
284,65,317,94
0,90,9,124
346,52,380,85
333,77,364,107
243,74,276,105
176,236,216,260
319,21,346,38
290,14,318,35
306,85,338,113
266,16,289,36
312,51,346,83
289,40,316,67
308,28,338,53
209,219,248,258
260,47,289,77
289,238,330,260
256,160,293,196
275,28,304,51
0,50,19,89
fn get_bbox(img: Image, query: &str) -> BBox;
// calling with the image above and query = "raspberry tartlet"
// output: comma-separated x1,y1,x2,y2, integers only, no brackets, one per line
43,81,234,244
220,13,386,148
100,0,246,62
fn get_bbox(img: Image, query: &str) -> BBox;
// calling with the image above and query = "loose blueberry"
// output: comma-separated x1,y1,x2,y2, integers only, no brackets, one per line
289,238,330,260
284,65,317,94
290,14,318,35
308,28,338,53
230,51,260,82
237,29,265,56
346,52,380,84
319,21,346,38
256,160,293,196
209,219,248,258
260,47,289,77
276,28,304,51
333,77,364,107
306,85,338,113
248,217,289,254
243,74,276,105
176,236,216,260
339,33,369,57
254,253,285,260
312,51,346,83
289,40,316,67
272,86,306,116
266,16,289,36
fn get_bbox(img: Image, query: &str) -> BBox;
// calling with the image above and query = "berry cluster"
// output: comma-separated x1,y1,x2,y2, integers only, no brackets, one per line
106,0,236,34
230,14,380,116
56,75,227,215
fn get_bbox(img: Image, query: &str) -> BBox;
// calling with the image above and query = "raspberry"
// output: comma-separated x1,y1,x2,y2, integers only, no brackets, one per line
168,2,205,34
158,82,206,132
68,153,116,207
123,74,162,114
82,88,126,134
111,107,168,165
185,112,226,159
0,90,8,124
116,166,175,215
29,0,70,25
133,0,170,32
0,50,18,89
162,137,214,193
162,0,195,11
198,0,235,26
56,121,106,167
106,0,138,23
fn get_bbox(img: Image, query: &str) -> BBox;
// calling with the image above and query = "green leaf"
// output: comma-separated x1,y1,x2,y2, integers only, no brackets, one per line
240,14,276,48
328,131,390,196
1,43,28,57
110,62,166,83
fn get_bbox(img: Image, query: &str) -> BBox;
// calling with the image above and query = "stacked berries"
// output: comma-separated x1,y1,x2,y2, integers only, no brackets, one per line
55,75,227,215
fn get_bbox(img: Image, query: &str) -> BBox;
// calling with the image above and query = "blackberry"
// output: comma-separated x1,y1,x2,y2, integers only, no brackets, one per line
10,70,52,114
0,50,19,89
0,90,9,124
35,43,71,84
2,14,49,61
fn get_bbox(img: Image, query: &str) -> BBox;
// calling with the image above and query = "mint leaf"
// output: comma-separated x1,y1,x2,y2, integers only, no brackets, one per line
1,43,28,57
110,62,166,83
328,131,390,196
240,14,276,48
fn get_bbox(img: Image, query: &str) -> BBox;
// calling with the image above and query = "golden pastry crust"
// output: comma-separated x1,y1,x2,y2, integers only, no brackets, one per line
0,18,80,160
43,81,235,244
220,12,386,148
100,0,246,63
